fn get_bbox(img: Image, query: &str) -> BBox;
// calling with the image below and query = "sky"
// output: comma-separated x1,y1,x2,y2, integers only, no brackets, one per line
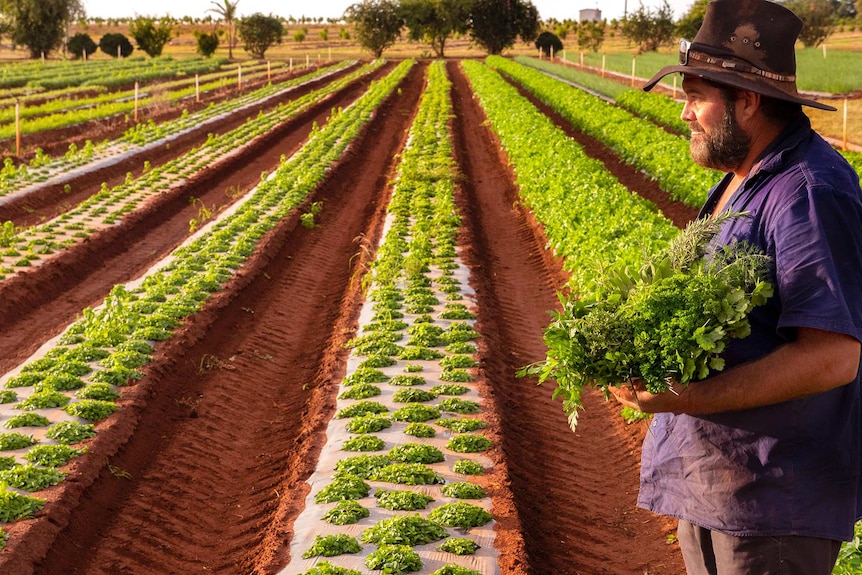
81,0,696,23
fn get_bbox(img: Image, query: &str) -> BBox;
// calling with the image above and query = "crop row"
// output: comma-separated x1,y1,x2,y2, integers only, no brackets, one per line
0,60,274,124
0,59,313,142
518,57,862,183
461,59,678,298
0,59,414,547
287,60,493,575
0,60,383,280
491,56,716,208
0,61,355,196
0,56,229,91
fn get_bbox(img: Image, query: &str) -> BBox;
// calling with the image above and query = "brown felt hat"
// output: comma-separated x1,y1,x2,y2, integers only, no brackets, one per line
643,0,836,111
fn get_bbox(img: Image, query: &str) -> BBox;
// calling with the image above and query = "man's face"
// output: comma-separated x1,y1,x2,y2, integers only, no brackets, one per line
681,76,751,171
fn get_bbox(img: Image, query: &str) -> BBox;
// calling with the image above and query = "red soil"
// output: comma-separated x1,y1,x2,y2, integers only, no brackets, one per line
0,60,688,574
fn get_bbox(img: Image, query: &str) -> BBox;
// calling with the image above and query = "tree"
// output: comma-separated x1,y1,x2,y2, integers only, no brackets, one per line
129,16,173,58
469,0,539,55
675,0,709,40
400,0,471,58
193,29,220,57
783,0,836,46
621,0,675,53
576,20,606,52
99,32,134,58
344,0,403,58
236,13,283,58
63,0,85,58
534,30,562,56
1,0,74,58
66,32,96,59
207,0,239,59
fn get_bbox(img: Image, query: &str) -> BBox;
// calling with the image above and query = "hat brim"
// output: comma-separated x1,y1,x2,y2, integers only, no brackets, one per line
643,65,837,112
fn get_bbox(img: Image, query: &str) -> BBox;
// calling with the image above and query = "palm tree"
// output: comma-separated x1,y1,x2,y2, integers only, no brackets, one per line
207,0,239,59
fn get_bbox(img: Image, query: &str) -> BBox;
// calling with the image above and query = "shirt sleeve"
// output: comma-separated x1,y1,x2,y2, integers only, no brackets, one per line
772,181,862,342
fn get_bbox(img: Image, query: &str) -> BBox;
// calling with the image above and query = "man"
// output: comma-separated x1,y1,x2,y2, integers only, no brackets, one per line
610,1,862,573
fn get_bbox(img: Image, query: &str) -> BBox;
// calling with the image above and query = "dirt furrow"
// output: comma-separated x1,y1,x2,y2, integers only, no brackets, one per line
0,63,394,376
1,62,427,575
447,60,686,575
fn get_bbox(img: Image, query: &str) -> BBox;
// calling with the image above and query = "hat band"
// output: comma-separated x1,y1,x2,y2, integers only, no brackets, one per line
678,39,796,83
688,50,796,82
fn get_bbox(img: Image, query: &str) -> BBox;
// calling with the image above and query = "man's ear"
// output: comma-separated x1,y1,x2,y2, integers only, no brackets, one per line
736,89,762,124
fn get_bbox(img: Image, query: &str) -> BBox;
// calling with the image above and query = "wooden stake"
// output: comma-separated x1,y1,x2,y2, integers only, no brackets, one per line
631,57,636,87
195,74,200,103
602,54,606,77
238,65,242,90
579,51,584,66
267,60,271,81
134,81,139,122
673,75,677,99
843,98,849,151
15,100,20,157
823,43,827,59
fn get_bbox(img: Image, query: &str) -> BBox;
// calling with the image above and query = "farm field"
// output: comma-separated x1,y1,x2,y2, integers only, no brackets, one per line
0,54,857,575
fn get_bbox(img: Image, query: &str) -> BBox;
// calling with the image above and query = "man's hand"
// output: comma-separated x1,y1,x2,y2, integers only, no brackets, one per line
607,328,860,416
608,378,690,414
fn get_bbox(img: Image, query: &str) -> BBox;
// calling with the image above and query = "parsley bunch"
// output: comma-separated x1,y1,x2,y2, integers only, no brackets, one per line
523,212,773,429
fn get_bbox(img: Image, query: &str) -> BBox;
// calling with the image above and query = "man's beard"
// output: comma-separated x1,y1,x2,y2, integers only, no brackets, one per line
689,101,750,171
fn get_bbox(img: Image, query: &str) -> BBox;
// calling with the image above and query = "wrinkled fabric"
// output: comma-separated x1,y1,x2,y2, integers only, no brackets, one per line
638,115,862,540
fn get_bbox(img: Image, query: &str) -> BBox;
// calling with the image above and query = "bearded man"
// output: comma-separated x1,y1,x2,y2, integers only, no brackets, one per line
610,1,862,573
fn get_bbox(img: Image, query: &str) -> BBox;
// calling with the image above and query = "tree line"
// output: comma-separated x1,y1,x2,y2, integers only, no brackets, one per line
0,0,859,61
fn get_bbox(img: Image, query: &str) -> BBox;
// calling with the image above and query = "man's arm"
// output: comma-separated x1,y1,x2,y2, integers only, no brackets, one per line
610,327,861,415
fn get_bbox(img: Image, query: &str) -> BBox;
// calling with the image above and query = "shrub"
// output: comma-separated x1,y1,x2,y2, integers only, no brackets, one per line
194,30,220,57
67,33,97,59
99,33,134,58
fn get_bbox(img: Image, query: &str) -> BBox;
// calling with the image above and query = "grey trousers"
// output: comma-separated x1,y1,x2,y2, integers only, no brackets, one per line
677,520,843,575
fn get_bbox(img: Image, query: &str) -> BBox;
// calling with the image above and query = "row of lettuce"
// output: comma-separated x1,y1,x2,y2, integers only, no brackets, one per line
0,58,305,144
0,56,229,93
0,61,355,195
517,56,862,190
0,59,414,549
289,60,494,575
0,61,376,281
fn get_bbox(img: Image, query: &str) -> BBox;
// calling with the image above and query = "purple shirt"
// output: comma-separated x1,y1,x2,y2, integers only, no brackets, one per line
638,115,862,540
